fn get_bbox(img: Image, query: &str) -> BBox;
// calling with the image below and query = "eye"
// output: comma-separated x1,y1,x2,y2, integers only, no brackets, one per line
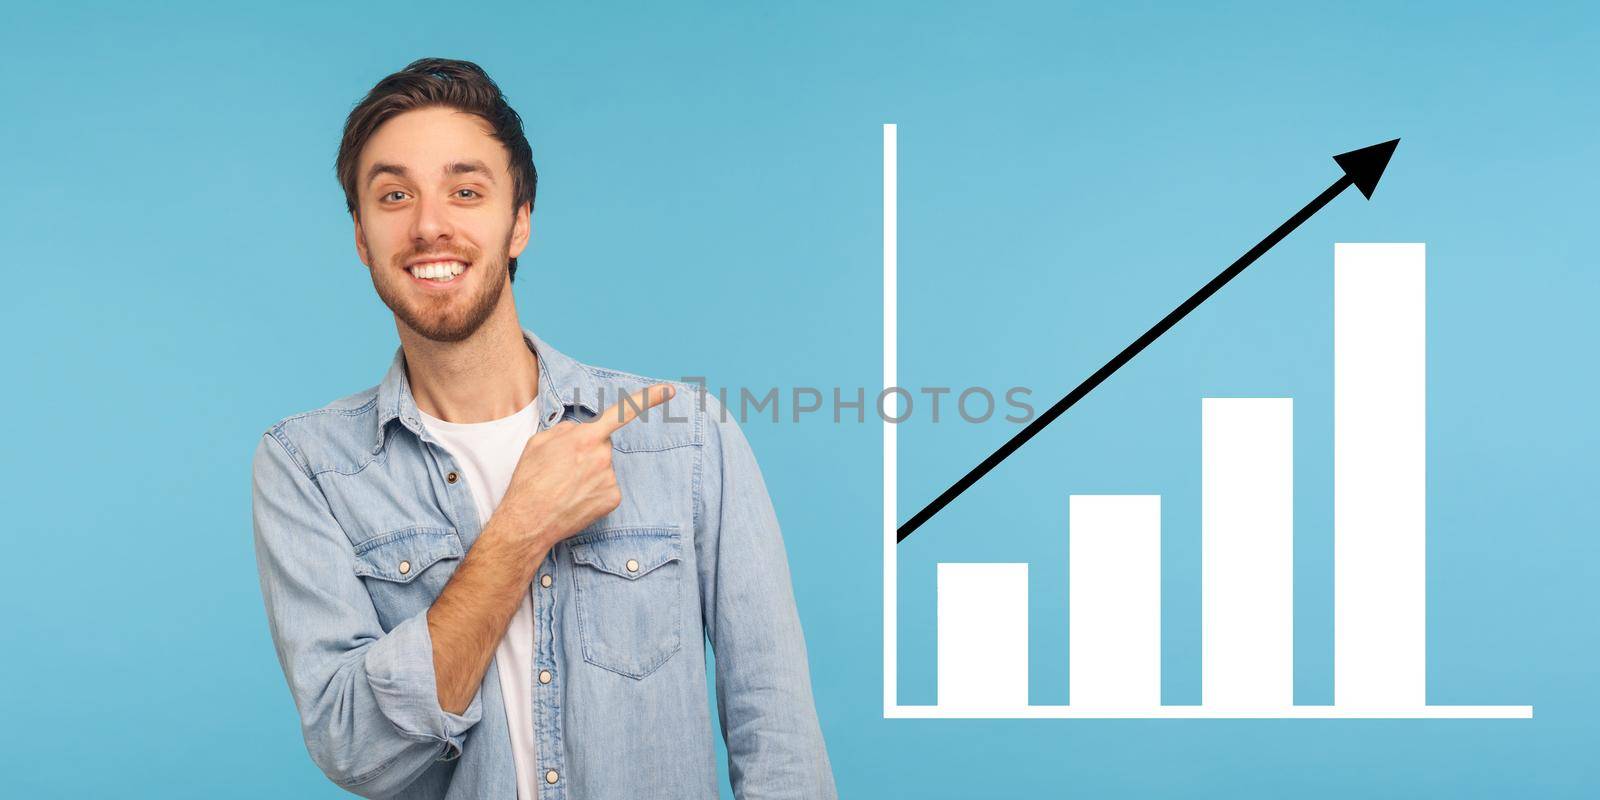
456,189,480,199
382,191,408,203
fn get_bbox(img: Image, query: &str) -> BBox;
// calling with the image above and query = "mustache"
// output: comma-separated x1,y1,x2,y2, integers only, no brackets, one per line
395,248,478,266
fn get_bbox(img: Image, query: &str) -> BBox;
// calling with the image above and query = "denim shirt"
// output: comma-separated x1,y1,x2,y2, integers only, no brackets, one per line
251,327,836,799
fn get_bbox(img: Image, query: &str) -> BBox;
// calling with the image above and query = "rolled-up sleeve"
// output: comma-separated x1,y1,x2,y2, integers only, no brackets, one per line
695,396,838,799
251,429,483,798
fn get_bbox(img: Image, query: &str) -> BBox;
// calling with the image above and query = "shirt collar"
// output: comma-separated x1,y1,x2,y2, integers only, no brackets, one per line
373,326,599,453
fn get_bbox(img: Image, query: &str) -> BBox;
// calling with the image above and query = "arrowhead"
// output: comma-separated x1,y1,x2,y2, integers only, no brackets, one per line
1332,138,1399,200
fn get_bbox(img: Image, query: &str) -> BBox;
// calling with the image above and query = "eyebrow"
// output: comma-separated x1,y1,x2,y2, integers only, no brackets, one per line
365,159,498,187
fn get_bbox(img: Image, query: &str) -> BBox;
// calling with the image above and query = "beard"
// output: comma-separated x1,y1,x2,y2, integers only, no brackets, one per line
369,231,511,344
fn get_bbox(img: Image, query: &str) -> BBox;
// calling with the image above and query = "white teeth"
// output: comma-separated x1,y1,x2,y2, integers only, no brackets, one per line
408,261,465,281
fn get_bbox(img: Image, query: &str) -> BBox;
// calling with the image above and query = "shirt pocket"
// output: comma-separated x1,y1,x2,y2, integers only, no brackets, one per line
567,525,684,679
351,526,465,630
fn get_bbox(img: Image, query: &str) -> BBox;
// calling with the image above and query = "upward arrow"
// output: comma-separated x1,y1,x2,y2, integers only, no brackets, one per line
897,138,1401,543
1333,138,1400,199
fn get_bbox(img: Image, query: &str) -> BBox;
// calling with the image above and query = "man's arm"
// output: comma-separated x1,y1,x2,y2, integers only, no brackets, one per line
252,430,495,798
695,395,838,799
252,386,673,797
427,382,679,712
425,511,548,713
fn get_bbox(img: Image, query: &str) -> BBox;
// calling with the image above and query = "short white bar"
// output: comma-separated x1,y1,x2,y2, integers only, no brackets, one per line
1202,398,1294,707
1335,243,1427,708
936,563,1029,710
1069,495,1161,708
884,704,1533,719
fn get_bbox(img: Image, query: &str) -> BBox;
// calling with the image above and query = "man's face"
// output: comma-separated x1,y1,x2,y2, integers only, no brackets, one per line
352,106,530,343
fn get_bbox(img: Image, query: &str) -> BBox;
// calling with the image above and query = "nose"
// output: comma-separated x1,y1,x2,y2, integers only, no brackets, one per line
409,190,454,248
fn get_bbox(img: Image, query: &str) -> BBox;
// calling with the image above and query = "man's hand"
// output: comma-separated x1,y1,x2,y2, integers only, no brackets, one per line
426,382,677,714
497,382,677,548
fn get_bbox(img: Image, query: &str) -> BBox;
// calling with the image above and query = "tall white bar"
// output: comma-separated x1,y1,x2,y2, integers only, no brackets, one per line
1334,242,1427,708
1069,495,1161,708
881,123,899,714
936,563,1029,709
1202,398,1294,708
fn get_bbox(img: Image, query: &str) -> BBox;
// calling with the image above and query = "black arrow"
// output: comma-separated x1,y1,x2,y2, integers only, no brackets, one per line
897,138,1400,543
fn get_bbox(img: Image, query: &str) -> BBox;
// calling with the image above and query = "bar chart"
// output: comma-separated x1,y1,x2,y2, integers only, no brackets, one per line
882,124,1532,720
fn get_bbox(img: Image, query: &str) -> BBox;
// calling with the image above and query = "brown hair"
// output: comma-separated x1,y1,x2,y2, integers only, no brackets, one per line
335,57,537,282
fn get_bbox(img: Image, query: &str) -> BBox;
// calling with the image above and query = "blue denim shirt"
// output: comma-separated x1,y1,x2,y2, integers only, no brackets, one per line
251,327,836,799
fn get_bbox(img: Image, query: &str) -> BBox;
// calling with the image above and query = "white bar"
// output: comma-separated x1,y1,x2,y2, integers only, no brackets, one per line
1069,495,1161,708
1335,242,1427,708
936,563,1029,709
886,704,1532,719
882,123,898,715
1202,398,1294,708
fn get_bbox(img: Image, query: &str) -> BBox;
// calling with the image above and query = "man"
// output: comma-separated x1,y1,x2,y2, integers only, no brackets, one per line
251,58,836,799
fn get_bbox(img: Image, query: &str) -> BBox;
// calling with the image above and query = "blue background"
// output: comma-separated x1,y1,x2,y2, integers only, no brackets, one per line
3,1,1594,796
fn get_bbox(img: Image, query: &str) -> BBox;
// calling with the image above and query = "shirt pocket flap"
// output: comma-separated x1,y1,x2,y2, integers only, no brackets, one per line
569,526,681,580
351,526,464,583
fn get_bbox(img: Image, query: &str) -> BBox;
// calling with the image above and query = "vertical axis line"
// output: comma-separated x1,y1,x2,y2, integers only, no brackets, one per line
882,123,898,716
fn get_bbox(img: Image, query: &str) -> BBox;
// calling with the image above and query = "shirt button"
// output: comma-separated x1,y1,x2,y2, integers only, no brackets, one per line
538,669,552,684
446,471,459,484
626,558,640,573
540,574,552,588
398,560,411,575
545,769,559,784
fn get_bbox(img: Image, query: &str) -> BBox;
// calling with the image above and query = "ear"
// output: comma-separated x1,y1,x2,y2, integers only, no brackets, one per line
507,200,532,259
352,212,373,268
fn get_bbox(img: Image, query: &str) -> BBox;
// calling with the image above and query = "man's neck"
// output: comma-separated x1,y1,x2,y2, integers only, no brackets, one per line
399,310,539,424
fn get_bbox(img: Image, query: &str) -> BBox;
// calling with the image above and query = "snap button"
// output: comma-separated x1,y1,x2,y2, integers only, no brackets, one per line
399,560,411,575
540,574,552,588
446,471,459,484
545,769,559,784
538,669,552,685
626,558,639,573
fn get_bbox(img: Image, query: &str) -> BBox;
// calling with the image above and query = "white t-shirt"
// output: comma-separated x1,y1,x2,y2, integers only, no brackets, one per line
417,397,542,800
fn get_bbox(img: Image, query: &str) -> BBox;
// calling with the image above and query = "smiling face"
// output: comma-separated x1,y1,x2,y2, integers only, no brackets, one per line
352,106,531,343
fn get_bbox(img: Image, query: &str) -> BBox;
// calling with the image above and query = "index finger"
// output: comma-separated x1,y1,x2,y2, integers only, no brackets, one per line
593,383,677,435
